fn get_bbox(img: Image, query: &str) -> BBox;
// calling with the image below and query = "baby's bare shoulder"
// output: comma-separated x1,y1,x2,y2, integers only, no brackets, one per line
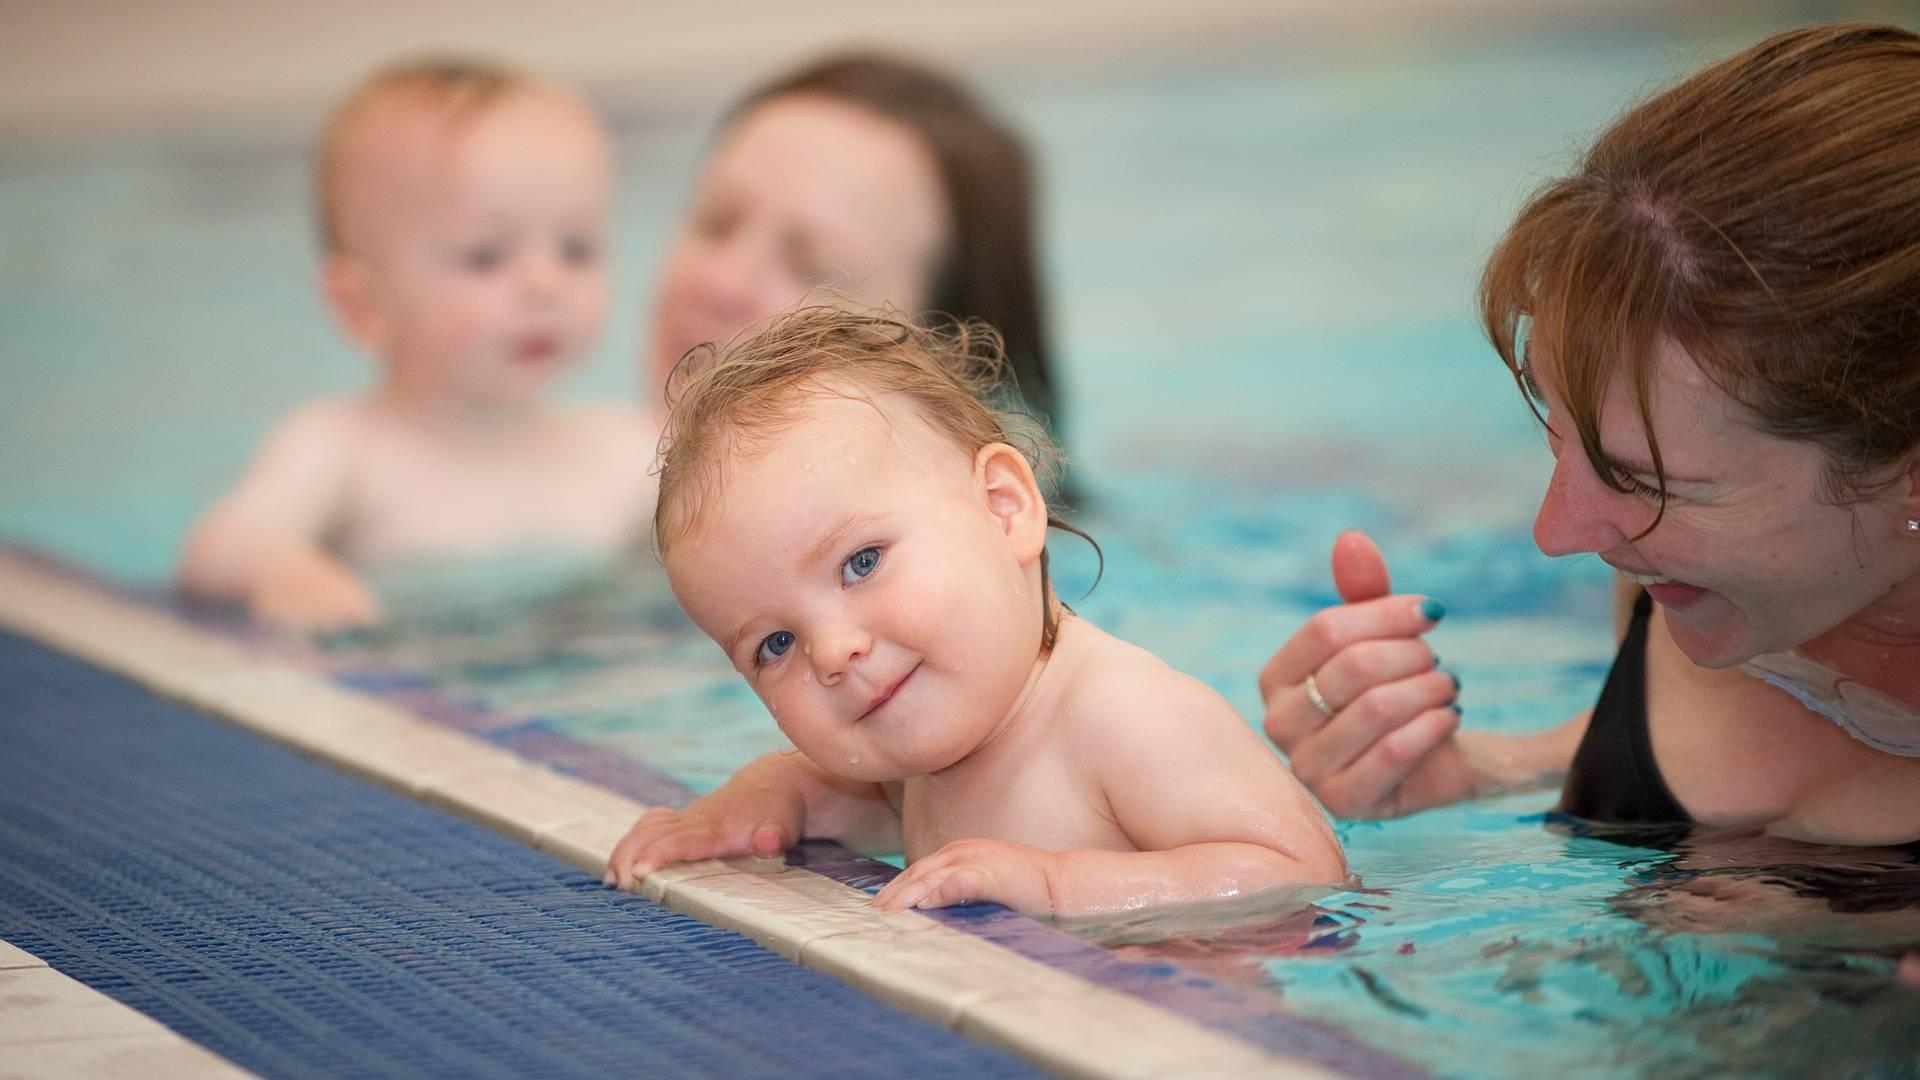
1057,628,1249,750
268,396,370,443
246,396,377,473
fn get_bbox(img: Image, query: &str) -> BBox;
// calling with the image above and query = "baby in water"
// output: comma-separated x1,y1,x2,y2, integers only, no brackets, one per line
177,59,656,629
605,307,1345,916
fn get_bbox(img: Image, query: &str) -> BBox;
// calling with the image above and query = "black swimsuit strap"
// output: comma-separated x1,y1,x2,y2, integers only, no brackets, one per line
1558,591,1692,826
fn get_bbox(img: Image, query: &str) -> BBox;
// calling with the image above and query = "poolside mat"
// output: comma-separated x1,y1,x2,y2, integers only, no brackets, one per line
0,629,1043,1079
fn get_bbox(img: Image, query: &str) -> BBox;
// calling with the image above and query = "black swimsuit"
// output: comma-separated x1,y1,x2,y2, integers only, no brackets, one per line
1557,592,1920,914
1557,591,1691,825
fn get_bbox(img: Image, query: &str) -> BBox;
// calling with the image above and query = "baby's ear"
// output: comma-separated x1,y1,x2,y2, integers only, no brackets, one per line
975,443,1048,566
319,254,386,354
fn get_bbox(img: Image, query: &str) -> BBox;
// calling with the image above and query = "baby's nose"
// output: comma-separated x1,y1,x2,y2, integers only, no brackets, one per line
517,251,565,299
808,624,871,683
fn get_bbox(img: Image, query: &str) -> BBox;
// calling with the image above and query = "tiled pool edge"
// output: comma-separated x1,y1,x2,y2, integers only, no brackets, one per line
0,550,1331,1079
0,939,257,1078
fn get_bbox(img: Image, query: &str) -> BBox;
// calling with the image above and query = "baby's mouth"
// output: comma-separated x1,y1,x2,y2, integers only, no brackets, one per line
515,334,561,364
859,664,920,721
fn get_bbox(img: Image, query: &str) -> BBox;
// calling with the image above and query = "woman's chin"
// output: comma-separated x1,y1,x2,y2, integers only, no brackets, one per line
1661,604,1763,670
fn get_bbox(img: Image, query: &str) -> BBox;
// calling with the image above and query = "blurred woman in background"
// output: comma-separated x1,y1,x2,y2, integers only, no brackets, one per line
644,51,1063,442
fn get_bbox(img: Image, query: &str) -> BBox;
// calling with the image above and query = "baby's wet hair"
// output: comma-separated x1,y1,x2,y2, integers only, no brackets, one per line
655,305,1096,652
313,56,536,254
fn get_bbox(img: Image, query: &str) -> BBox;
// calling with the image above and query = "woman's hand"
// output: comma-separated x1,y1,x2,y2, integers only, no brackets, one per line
1259,531,1472,819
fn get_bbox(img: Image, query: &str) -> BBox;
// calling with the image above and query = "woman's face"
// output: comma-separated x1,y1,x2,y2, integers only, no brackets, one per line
1527,335,1920,668
646,94,950,397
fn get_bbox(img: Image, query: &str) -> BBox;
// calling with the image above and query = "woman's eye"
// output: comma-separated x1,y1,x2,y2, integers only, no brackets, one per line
756,630,795,666
842,547,881,585
1518,360,1548,411
779,231,828,287
692,203,737,241
1612,469,1663,500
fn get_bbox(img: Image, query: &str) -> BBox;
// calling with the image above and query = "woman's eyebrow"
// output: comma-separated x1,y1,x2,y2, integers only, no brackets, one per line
1600,446,1711,485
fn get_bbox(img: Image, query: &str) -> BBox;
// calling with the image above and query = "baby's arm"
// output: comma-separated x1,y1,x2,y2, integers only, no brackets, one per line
176,401,378,629
874,671,1346,917
604,750,901,891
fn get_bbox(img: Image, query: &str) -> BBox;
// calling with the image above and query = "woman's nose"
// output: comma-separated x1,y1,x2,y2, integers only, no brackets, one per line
1532,447,1634,558
685,234,784,326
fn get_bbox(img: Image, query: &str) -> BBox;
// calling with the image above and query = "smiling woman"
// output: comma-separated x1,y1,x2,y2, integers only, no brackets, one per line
1259,22,1920,847
643,52,1060,441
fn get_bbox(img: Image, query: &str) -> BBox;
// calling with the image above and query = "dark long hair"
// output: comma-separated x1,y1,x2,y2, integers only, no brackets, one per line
729,51,1061,443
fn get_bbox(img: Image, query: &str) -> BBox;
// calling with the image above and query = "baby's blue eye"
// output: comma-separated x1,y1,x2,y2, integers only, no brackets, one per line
842,547,881,585
757,630,795,666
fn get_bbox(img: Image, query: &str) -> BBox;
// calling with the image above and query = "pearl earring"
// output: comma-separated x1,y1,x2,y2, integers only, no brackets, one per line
1908,519,1920,536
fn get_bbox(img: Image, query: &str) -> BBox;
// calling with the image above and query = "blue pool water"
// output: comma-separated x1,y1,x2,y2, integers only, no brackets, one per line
7,13,1920,1078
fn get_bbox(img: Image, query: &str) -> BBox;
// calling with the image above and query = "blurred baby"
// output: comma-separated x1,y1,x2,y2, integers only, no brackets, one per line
604,307,1346,917
177,59,656,629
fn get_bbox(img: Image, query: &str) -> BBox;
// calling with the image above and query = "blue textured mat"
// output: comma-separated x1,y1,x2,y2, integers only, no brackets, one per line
0,630,1043,1079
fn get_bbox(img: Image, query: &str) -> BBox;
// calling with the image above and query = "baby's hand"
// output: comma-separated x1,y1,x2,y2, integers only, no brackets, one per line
252,546,381,631
871,839,1059,916
603,802,793,892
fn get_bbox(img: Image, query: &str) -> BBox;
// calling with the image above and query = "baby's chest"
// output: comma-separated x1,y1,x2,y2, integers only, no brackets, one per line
901,764,1130,862
338,441,642,560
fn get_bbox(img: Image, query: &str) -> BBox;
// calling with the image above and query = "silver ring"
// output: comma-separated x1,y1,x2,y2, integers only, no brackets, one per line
1303,672,1335,718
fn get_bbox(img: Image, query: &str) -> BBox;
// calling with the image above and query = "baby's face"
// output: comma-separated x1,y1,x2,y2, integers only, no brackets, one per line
665,393,1045,782
342,90,612,407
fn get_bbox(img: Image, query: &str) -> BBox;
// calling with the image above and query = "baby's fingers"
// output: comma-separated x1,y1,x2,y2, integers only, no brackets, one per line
603,809,679,886
870,863,933,911
874,864,984,912
605,817,755,892
902,867,993,911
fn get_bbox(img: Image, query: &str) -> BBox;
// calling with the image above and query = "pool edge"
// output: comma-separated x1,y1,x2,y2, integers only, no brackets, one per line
0,549,1331,1080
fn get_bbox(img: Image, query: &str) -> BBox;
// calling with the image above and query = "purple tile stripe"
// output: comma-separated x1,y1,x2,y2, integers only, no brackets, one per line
5,542,1422,1079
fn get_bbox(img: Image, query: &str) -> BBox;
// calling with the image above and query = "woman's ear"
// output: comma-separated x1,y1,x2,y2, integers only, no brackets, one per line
320,254,386,353
1901,454,1920,539
975,443,1049,566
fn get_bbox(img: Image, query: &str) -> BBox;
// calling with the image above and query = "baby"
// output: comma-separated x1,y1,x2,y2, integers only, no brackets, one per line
604,308,1346,917
177,59,657,629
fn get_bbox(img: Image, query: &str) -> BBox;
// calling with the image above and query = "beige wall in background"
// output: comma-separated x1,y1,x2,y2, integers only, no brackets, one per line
1,0,1719,139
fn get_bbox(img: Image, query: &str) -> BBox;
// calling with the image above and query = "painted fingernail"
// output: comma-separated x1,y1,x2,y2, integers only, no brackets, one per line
1420,598,1447,622
1443,668,1461,690
1450,702,1464,716
1430,653,1441,668
602,872,615,888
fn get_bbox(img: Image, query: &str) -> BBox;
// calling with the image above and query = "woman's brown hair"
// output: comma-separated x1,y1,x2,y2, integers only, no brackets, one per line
729,52,1061,443
1480,23,1920,515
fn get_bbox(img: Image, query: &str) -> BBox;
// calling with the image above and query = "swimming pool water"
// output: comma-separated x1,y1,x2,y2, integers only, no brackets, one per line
7,12,1920,1078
